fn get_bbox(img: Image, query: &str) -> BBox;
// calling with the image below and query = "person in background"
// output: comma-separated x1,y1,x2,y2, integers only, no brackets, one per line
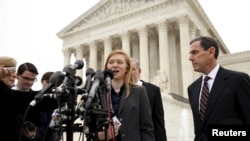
188,36,250,141
130,58,167,141
98,49,155,141
0,56,37,141
12,62,39,91
32,71,57,141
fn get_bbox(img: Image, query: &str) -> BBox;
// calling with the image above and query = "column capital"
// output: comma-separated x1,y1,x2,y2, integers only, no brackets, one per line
89,40,98,47
120,31,130,40
62,48,72,57
137,26,148,37
74,45,83,52
157,20,168,32
103,36,113,43
177,15,190,24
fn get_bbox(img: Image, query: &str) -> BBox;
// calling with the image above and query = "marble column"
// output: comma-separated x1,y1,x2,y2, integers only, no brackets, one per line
63,48,71,67
121,31,130,56
75,45,84,78
131,36,139,59
103,36,112,61
190,26,200,80
168,27,180,95
178,15,193,98
157,21,170,93
138,26,149,81
148,33,158,81
89,41,98,70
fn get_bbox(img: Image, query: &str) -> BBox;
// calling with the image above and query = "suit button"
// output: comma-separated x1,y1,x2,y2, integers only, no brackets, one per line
121,134,125,137
119,118,123,121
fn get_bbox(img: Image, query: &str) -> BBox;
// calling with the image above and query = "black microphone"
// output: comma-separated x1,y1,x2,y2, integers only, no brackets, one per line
71,60,84,70
62,60,84,74
103,69,114,90
83,68,95,93
85,70,104,108
29,71,65,106
76,68,95,112
75,76,83,86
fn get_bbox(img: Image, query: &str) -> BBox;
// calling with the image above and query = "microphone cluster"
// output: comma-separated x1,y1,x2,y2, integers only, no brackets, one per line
30,59,114,121
30,60,84,106
78,68,114,109
27,60,117,140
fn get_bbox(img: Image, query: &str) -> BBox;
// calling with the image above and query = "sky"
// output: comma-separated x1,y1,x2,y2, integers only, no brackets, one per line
1,0,250,90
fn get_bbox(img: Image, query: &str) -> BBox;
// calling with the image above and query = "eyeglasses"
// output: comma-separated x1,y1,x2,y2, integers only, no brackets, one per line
4,67,16,73
20,75,37,82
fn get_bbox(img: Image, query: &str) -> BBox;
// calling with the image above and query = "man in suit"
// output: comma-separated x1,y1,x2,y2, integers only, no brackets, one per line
188,36,250,141
131,58,167,141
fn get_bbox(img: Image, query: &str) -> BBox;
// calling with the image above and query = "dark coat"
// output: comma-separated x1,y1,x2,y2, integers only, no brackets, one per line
118,85,155,141
0,81,37,141
142,80,167,141
0,81,58,141
188,66,250,141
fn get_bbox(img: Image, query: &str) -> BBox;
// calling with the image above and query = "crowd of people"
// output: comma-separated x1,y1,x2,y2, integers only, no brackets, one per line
1,35,250,141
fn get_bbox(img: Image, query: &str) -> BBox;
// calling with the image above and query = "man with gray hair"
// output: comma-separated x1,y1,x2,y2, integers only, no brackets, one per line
131,58,167,141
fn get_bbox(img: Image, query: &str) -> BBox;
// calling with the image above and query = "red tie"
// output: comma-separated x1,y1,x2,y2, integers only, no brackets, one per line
200,76,210,121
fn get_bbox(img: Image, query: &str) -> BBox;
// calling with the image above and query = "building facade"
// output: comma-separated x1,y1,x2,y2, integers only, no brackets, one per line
57,0,250,140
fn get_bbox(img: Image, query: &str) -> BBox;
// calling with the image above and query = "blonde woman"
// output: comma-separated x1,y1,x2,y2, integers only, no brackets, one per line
98,49,155,141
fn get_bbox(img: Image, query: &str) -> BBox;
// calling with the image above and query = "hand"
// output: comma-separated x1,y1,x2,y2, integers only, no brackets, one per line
0,65,11,80
22,126,37,139
98,122,120,140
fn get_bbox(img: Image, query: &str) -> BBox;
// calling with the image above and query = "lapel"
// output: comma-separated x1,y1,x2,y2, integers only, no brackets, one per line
203,67,228,123
193,77,203,123
118,90,128,115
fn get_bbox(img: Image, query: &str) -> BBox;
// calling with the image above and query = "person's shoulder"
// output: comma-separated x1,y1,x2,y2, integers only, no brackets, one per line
220,66,249,77
141,80,160,89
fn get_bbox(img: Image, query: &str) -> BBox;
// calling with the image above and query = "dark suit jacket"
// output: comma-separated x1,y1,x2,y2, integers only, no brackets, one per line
118,85,155,141
188,66,250,141
141,80,167,141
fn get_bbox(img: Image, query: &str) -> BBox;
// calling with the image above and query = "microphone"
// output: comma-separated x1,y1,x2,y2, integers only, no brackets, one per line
83,68,95,93
75,76,83,86
30,71,65,106
76,68,95,113
62,60,84,74
84,70,104,108
71,60,84,70
103,69,114,90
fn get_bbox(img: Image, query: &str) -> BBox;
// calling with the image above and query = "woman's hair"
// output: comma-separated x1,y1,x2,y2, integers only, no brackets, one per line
104,49,135,97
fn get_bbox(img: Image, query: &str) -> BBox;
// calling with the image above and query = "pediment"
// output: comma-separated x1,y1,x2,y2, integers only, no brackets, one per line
57,0,168,36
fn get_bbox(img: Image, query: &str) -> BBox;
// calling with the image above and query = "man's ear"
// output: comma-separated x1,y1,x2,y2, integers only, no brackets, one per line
209,47,215,57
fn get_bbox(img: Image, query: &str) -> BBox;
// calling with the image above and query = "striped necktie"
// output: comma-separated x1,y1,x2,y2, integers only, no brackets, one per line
200,76,210,121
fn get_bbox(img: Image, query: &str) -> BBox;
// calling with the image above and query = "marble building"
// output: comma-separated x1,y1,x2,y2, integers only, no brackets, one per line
57,0,250,140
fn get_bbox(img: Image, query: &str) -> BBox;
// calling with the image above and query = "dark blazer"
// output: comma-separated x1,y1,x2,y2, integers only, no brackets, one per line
118,85,155,141
141,80,167,141
188,66,250,141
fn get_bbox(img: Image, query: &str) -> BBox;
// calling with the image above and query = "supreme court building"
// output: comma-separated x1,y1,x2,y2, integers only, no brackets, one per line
57,0,250,140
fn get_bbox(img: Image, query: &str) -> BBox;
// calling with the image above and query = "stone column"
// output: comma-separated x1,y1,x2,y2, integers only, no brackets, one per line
157,21,170,94
63,48,71,67
131,35,139,59
178,15,193,98
148,33,158,80
138,26,149,81
89,41,98,70
168,27,180,95
103,36,112,61
75,45,84,78
121,31,130,56
190,25,197,40
190,26,200,80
